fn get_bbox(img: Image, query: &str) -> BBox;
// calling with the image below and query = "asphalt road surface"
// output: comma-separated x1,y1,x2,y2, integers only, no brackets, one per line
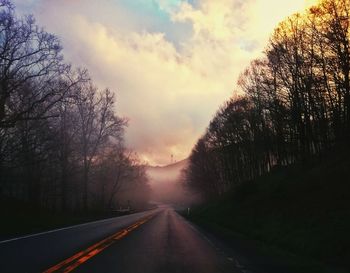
0,206,244,273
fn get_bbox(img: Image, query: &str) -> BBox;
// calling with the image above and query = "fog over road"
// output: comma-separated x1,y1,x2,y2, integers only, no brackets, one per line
0,206,242,273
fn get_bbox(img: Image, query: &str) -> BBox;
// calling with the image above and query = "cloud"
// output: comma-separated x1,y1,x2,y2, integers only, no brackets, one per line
12,0,317,165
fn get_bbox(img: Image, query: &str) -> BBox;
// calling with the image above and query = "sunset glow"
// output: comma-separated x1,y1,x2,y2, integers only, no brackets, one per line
13,0,318,165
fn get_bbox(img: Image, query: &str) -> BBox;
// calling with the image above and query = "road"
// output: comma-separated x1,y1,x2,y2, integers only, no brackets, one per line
0,206,243,273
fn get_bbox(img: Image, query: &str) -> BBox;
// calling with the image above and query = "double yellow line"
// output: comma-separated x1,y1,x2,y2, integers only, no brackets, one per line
43,214,155,273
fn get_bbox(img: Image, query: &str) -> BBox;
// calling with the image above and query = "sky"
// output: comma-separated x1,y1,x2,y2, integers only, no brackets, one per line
13,0,317,166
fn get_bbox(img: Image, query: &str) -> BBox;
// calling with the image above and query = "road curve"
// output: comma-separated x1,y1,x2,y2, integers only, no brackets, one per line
0,206,240,273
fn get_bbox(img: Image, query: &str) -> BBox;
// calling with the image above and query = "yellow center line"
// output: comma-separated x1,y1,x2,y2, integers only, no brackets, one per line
43,214,156,273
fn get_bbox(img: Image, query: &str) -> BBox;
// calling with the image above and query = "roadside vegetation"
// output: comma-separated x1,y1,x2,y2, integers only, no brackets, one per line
0,0,151,231
188,147,349,272
184,0,350,269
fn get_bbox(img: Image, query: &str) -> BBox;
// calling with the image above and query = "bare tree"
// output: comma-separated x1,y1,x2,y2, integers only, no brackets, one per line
75,82,126,210
0,1,67,128
186,0,350,200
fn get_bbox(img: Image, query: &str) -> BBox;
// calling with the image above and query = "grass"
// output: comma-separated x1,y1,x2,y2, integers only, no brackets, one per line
0,204,110,240
187,147,350,272
0,199,152,240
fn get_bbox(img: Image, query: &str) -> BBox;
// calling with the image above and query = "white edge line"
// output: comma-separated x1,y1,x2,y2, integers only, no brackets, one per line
175,212,216,247
0,209,156,245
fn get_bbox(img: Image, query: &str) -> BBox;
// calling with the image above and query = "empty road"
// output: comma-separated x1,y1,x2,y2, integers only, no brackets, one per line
0,206,242,273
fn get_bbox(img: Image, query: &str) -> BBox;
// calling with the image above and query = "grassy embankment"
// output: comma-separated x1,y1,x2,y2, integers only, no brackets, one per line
0,202,112,240
0,199,154,240
188,147,350,272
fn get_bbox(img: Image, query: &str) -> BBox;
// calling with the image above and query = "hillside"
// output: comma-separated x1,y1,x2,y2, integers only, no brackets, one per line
146,158,189,183
188,148,350,272
146,158,189,204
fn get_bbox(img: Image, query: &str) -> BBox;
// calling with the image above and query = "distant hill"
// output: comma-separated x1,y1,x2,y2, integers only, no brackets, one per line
145,158,189,204
146,158,189,185
146,158,189,172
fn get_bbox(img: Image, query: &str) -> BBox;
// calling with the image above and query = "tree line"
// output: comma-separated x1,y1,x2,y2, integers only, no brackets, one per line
185,0,350,199
0,0,150,211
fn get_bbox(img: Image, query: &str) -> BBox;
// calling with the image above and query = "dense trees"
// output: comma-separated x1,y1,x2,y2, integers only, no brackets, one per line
186,0,350,199
0,0,149,211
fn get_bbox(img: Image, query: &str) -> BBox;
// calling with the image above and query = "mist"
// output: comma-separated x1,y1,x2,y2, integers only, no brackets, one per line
145,159,199,207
